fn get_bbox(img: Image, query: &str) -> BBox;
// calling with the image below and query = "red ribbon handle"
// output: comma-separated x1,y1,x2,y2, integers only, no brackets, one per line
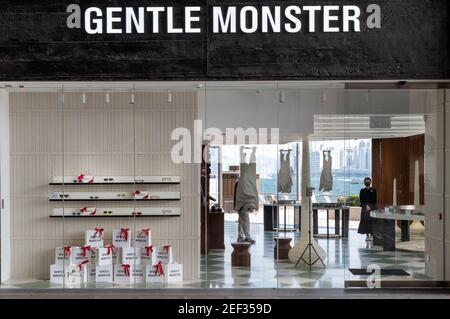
63,246,72,257
120,228,129,241
162,245,171,254
94,227,104,238
76,174,85,183
81,245,92,257
77,174,94,183
133,191,148,199
145,245,153,257
77,259,90,271
140,228,150,238
122,264,131,276
106,244,116,255
154,261,164,276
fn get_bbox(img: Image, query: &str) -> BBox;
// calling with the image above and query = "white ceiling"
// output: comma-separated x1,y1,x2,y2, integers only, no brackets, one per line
0,80,430,141
310,115,425,140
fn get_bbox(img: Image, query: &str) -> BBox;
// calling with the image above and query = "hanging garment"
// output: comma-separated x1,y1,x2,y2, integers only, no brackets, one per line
278,150,293,193
319,151,333,192
234,147,259,213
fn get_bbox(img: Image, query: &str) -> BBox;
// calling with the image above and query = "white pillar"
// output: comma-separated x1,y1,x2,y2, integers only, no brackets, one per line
0,89,11,282
288,135,326,265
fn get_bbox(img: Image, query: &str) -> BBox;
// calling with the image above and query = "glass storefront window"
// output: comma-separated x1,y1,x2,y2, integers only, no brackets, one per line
0,83,447,290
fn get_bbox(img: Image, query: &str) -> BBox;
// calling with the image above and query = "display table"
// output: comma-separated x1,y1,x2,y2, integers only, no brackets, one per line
231,242,251,267
370,206,425,251
312,204,350,239
273,237,292,259
263,202,300,233
263,203,349,239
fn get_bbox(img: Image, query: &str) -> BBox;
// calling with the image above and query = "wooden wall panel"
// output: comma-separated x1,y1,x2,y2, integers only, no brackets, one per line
9,91,200,280
372,135,424,208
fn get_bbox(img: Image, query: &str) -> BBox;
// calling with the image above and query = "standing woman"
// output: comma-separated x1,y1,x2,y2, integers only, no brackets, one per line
358,177,377,241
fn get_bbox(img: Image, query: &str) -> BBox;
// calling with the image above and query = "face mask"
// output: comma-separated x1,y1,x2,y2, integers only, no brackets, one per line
364,182,371,187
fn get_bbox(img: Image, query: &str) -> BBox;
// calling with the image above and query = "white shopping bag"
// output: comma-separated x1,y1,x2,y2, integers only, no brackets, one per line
76,174,94,184
66,260,90,285
134,228,152,248
85,228,105,248
55,246,75,265
132,190,149,200
154,245,173,264
96,245,115,266
140,245,156,265
112,228,131,248
49,264,67,284
121,247,141,265
145,262,165,283
83,245,97,264
164,263,183,283
87,265,96,282
111,245,120,264
114,264,133,285
72,246,96,264
79,207,98,216
132,265,146,284
95,264,114,283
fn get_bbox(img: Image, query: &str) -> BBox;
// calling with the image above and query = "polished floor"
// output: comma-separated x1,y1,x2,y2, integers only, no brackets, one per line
0,221,431,290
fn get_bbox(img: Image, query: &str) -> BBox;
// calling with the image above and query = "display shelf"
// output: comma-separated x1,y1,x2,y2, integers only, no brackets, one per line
50,207,181,217
50,175,180,185
49,191,181,201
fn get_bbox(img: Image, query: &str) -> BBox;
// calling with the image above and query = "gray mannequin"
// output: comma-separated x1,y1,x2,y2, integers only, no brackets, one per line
234,146,258,244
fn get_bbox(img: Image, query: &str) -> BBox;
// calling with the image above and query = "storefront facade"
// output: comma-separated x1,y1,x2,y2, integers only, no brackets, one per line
0,1,449,291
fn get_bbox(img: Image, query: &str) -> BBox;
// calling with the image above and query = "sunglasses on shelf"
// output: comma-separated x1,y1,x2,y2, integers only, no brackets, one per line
89,196,100,199
102,211,113,214
117,193,127,198
59,194,70,198
103,178,114,182
72,212,81,216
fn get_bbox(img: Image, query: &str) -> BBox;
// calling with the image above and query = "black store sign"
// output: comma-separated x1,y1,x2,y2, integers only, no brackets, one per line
0,0,448,81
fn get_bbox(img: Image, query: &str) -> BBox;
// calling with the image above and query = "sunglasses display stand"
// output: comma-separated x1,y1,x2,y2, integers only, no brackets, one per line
49,191,181,201
50,175,180,185
49,175,181,218
51,207,181,217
